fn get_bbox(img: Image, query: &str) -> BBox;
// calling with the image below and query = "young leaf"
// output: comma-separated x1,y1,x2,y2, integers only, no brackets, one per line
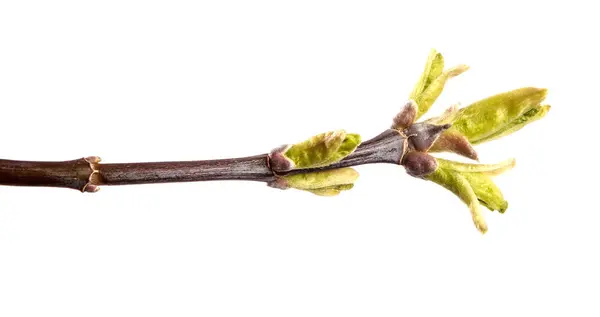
426,166,488,233
282,167,359,191
409,49,445,102
307,184,355,196
450,87,548,144
436,158,511,212
283,130,361,169
461,172,508,213
437,158,516,176
474,105,551,144
414,65,469,119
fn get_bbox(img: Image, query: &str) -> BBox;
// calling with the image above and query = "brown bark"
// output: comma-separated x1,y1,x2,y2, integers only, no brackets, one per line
0,129,409,192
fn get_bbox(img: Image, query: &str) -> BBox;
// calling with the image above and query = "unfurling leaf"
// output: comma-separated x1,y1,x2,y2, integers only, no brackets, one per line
408,49,469,120
307,184,355,196
426,164,488,233
436,158,516,176
425,158,516,233
282,167,359,190
475,104,550,144
414,65,469,119
409,49,444,103
461,172,508,213
268,167,359,196
282,130,362,170
450,87,549,144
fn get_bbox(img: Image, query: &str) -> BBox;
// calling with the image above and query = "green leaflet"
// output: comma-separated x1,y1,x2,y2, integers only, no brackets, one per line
436,158,516,176
307,184,355,197
414,65,469,119
335,133,362,163
409,49,445,103
406,49,469,122
437,158,511,212
430,88,549,159
269,130,360,196
426,165,488,233
284,130,361,169
426,158,517,233
282,167,359,191
450,87,548,144
474,104,551,144
461,172,508,213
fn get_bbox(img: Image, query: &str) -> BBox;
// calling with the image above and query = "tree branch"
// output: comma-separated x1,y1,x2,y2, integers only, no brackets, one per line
0,129,407,192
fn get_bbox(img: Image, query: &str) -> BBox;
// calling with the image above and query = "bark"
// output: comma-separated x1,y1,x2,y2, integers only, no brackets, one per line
0,129,408,192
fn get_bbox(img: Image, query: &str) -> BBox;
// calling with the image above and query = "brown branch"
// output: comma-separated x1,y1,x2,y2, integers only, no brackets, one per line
0,129,411,192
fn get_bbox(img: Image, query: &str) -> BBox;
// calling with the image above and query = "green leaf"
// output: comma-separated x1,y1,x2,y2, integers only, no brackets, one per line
407,49,469,120
424,157,518,232
282,167,359,191
284,130,361,169
461,172,508,213
426,166,488,233
436,158,511,212
415,65,469,119
450,87,548,144
474,105,551,144
307,184,354,196
437,158,516,176
409,49,445,102
333,133,362,165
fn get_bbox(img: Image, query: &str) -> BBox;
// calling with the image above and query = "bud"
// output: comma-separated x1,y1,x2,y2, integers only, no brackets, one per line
429,130,479,161
268,144,294,172
405,122,451,152
392,100,418,129
402,151,438,177
278,130,361,171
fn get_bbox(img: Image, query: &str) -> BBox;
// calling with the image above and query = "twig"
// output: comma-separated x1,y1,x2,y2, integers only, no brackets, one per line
0,48,551,233
0,129,408,192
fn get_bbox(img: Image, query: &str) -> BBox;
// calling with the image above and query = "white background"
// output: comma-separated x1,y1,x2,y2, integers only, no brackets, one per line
0,1,597,316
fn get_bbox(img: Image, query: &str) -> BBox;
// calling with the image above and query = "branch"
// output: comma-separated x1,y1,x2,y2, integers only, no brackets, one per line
0,48,551,233
0,129,408,192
